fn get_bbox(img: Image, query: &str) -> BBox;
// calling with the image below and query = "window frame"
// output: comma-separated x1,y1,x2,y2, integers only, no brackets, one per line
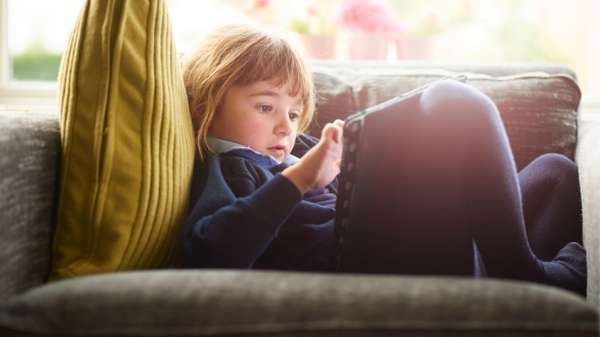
0,0,598,112
0,0,6,85
0,0,57,107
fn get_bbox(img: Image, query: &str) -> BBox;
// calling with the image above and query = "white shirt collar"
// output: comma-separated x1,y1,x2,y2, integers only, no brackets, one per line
207,136,299,165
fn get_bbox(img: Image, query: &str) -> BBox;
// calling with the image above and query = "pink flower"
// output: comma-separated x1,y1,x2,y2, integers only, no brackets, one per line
254,0,270,8
337,0,403,34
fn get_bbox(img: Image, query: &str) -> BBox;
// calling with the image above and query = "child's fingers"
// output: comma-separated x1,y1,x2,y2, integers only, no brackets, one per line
330,125,342,143
332,120,344,142
322,121,344,143
321,123,334,140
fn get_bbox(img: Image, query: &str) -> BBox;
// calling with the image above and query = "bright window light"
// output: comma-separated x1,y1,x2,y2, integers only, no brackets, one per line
2,0,599,102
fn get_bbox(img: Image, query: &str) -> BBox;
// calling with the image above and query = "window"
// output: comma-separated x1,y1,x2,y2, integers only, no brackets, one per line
1,0,599,110
169,0,600,105
0,0,83,106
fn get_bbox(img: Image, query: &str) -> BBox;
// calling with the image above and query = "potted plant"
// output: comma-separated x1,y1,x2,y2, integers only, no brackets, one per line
288,4,337,59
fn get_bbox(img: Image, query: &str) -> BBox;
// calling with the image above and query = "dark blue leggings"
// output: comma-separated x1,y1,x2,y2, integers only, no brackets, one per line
404,80,585,294
519,153,582,260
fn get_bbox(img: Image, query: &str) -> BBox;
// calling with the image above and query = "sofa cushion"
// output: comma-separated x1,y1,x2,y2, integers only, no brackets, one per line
311,67,580,170
0,270,596,337
51,0,195,280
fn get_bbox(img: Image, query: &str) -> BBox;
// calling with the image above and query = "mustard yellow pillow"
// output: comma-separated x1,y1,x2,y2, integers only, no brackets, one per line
51,0,195,280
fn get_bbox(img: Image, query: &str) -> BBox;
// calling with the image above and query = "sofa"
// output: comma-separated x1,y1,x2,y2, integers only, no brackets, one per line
0,63,599,337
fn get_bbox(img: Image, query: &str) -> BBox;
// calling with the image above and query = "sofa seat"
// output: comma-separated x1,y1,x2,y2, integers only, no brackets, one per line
0,270,596,337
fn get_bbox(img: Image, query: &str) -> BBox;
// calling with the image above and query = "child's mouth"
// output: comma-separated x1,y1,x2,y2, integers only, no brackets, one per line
268,146,285,157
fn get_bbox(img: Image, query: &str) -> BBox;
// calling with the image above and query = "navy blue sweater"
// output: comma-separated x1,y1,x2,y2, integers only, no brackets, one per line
181,134,338,271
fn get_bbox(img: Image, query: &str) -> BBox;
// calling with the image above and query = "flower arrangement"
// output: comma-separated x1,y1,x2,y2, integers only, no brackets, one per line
337,0,403,34
288,3,337,59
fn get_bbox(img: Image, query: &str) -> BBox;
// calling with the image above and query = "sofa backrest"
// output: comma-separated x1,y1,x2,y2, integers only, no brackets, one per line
0,111,59,301
309,63,581,170
0,64,582,300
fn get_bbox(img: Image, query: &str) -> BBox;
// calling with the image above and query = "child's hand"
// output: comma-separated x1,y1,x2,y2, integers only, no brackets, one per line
283,119,345,194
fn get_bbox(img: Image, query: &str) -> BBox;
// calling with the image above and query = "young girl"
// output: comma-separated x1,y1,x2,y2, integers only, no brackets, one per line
180,25,586,295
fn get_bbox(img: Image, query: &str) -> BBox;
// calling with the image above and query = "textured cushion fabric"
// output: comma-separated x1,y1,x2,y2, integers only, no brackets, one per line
314,61,579,78
576,116,600,311
0,111,59,301
51,0,195,280
310,66,580,171
0,270,597,337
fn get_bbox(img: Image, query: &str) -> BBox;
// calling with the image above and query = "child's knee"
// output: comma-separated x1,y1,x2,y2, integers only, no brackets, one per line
535,153,579,184
419,79,499,125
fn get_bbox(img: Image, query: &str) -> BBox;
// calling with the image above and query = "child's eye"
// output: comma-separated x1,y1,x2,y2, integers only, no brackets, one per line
289,112,300,121
256,104,273,113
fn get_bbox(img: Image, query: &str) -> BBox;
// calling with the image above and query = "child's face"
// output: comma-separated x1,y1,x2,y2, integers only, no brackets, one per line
209,80,303,163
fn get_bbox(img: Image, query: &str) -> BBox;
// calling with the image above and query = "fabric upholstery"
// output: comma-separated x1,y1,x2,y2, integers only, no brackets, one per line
311,67,580,171
0,112,59,301
51,0,195,280
0,61,597,337
576,116,600,310
313,61,579,78
0,270,597,337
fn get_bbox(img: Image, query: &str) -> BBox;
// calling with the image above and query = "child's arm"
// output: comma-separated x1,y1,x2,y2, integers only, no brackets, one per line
182,120,343,269
183,170,302,269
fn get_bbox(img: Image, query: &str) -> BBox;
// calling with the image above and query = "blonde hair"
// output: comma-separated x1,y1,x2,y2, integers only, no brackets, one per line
182,25,316,160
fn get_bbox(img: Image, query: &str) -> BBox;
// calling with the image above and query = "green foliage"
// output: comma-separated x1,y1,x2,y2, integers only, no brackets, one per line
11,42,62,82
289,19,310,34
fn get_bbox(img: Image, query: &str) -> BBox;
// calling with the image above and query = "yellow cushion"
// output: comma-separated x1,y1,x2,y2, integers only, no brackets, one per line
51,0,195,280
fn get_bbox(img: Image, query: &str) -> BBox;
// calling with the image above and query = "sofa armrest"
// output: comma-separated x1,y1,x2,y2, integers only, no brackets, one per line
0,111,59,301
576,115,600,310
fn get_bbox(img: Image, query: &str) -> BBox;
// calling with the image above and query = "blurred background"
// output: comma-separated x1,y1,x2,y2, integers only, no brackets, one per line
1,0,598,113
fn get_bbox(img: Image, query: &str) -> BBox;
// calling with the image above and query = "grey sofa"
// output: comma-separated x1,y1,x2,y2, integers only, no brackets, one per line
0,64,598,337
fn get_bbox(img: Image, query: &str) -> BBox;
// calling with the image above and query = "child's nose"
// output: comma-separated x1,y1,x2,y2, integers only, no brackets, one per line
275,113,293,135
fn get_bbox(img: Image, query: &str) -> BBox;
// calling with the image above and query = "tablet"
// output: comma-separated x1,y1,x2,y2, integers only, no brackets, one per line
334,77,475,275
